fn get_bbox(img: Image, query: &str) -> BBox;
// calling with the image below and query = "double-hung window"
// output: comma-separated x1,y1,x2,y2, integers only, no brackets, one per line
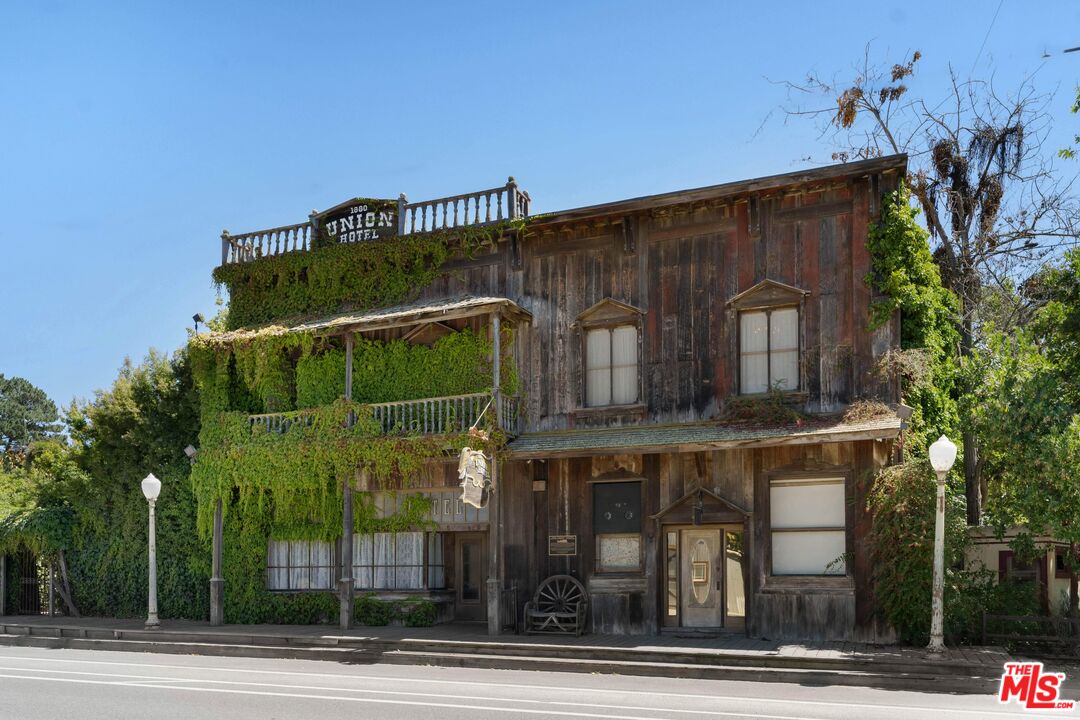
739,307,799,394
586,326,639,407
576,298,644,409
769,476,846,576
728,280,808,396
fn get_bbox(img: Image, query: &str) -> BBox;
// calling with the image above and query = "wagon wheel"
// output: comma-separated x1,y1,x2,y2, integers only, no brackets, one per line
535,574,586,614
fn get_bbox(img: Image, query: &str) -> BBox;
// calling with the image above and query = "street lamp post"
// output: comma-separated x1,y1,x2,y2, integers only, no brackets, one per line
927,435,958,653
141,473,162,630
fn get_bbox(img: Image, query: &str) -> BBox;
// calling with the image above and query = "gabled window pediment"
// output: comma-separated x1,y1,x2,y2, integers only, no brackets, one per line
574,298,644,328
727,279,809,311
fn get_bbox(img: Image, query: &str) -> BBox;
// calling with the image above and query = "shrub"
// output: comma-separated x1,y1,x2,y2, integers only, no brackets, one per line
354,593,394,626
397,598,437,627
868,460,969,644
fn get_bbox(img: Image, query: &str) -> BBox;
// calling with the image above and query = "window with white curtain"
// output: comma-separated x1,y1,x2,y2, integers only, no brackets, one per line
352,531,445,590
739,307,799,394
769,476,846,575
266,539,335,591
585,325,638,407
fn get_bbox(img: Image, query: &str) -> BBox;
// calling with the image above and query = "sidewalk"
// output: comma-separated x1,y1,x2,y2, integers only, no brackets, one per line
0,614,1016,694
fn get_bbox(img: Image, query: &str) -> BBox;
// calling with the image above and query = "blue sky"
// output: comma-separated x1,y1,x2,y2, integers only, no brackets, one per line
2,1,1078,408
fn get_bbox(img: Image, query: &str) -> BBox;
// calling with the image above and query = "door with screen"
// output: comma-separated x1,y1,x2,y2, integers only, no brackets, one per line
454,533,486,621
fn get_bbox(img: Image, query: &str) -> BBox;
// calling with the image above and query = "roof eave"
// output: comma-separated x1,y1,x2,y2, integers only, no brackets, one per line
507,420,900,460
529,154,908,227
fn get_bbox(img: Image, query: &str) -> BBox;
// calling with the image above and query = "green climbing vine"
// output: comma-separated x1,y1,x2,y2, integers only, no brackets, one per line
865,183,961,452
187,320,512,624
214,223,512,330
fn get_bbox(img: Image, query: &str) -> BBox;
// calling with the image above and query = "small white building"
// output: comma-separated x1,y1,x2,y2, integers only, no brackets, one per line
967,526,1075,615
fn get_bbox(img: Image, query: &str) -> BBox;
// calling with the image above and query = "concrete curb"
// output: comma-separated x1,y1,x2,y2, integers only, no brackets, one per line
0,623,1002,695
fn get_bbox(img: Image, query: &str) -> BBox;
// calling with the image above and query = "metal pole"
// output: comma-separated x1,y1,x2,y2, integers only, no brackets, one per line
47,562,55,617
339,334,355,630
146,499,160,629
0,554,6,617
210,499,224,625
928,471,946,652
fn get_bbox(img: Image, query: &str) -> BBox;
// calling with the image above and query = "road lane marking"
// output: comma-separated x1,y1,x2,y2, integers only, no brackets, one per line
0,672,827,720
0,650,1021,717
0,665,772,716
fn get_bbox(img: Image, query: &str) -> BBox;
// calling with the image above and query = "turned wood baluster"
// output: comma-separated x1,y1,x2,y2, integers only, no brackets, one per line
452,199,459,227
485,193,491,223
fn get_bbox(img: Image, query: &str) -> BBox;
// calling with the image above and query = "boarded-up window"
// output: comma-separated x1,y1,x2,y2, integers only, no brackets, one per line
267,539,335,591
769,477,845,575
352,531,445,590
593,481,642,572
585,326,638,407
596,534,642,571
739,307,799,394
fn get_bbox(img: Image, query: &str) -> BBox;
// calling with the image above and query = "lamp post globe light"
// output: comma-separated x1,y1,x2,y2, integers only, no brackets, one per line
927,435,958,653
141,473,162,630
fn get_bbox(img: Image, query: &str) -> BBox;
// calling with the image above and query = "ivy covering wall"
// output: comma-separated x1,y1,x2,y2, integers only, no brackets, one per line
186,323,512,623
214,224,509,330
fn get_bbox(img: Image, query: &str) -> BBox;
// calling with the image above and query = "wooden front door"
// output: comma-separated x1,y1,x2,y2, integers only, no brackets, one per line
454,533,487,621
679,528,724,628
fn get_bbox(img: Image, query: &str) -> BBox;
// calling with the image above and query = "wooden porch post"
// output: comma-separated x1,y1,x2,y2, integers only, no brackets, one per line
492,312,502,428
339,333,355,630
487,312,502,635
210,499,224,625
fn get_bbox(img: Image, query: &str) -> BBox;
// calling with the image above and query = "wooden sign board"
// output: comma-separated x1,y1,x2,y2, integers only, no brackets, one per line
316,197,398,244
548,535,577,556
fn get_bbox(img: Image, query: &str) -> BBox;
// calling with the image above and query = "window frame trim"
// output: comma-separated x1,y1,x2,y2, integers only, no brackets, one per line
578,318,643,410
764,468,852,579
266,538,337,593
737,304,803,395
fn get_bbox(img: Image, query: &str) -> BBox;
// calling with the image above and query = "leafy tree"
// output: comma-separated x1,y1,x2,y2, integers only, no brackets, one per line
62,350,206,619
967,249,1080,619
0,375,62,454
780,47,1080,522
1059,87,1079,161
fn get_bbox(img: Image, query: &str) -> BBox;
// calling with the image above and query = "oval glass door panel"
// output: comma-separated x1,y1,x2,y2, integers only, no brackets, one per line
690,539,710,604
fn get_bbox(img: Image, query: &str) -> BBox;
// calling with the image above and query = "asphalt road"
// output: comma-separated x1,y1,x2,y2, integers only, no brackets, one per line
0,646,1043,719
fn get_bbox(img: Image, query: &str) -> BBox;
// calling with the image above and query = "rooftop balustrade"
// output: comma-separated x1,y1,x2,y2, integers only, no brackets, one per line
220,178,530,266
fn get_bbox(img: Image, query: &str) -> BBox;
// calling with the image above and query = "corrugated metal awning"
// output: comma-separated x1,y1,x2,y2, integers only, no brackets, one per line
207,296,533,344
507,417,901,459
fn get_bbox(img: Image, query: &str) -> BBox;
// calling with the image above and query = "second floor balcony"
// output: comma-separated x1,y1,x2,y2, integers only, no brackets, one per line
247,391,521,438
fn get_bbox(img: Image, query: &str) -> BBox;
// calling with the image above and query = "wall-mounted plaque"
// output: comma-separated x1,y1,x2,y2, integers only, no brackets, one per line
548,534,577,556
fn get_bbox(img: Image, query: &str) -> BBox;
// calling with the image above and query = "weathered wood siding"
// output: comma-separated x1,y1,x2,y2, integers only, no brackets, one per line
502,440,892,638
412,174,900,433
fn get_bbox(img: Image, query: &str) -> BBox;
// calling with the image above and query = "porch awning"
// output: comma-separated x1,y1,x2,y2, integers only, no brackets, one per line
209,296,533,344
507,416,901,459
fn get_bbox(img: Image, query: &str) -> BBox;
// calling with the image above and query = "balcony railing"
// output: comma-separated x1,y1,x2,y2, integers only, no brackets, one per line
247,392,520,438
220,178,530,266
